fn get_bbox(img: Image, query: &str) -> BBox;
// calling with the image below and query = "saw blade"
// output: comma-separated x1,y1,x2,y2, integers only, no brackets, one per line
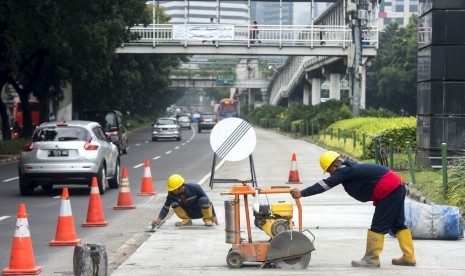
273,252,311,269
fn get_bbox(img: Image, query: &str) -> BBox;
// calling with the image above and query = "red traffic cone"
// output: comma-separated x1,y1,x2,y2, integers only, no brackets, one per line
138,160,157,195
50,188,81,246
286,153,303,184
82,177,108,227
114,168,136,210
3,204,42,275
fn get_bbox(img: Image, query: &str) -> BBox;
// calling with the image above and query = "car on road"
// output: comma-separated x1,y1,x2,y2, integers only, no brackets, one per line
80,110,129,155
176,115,192,129
18,120,121,196
198,113,217,133
151,117,182,141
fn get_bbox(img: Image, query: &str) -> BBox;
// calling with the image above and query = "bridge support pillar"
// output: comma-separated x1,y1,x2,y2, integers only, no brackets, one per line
329,73,341,100
361,65,366,109
303,82,311,105
261,89,269,105
248,88,255,108
311,78,321,105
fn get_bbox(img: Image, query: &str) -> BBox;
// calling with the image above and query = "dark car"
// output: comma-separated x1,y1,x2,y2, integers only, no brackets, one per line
198,113,217,133
80,110,129,155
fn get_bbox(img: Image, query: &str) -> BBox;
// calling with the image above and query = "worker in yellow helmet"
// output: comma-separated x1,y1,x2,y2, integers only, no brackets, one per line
152,174,218,227
291,151,416,268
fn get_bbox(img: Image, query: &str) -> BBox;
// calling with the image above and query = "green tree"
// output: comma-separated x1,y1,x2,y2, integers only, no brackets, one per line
366,15,418,115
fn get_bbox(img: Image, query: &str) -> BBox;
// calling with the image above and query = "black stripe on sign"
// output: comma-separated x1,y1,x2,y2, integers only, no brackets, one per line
216,120,251,159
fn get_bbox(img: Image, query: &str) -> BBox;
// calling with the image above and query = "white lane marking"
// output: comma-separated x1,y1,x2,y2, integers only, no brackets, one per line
165,151,172,154
0,216,10,221
182,143,186,146
53,195,61,199
133,163,144,168
135,143,141,147
153,156,161,160
145,141,149,144
3,177,18,182
174,146,180,150
198,159,226,185
186,140,190,143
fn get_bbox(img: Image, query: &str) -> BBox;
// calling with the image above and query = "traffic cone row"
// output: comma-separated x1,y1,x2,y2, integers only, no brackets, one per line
286,153,303,184
3,161,158,274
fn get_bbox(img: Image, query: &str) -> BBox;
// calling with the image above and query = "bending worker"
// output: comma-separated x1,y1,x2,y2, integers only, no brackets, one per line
152,174,218,227
290,151,416,268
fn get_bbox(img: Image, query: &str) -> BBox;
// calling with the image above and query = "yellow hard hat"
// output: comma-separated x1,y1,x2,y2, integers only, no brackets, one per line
167,174,184,191
319,151,340,173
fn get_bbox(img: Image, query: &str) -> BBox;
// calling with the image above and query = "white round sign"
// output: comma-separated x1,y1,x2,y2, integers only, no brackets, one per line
210,118,256,162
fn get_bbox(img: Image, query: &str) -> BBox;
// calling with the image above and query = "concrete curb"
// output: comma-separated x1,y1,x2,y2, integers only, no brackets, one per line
0,155,19,163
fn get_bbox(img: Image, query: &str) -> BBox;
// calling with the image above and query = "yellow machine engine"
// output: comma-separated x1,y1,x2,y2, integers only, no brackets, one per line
254,201,294,238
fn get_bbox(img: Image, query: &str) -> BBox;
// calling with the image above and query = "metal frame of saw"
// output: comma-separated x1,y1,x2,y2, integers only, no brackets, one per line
209,153,257,190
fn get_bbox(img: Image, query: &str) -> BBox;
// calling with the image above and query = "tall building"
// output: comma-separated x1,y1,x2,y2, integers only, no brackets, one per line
378,0,419,29
254,2,293,25
159,1,249,24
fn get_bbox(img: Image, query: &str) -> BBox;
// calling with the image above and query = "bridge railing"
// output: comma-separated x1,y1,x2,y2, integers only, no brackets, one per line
126,24,378,48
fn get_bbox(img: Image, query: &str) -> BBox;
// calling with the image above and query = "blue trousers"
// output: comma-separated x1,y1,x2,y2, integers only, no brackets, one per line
371,184,407,234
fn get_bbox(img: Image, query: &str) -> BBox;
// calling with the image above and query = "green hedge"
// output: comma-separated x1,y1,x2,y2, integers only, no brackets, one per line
325,117,416,158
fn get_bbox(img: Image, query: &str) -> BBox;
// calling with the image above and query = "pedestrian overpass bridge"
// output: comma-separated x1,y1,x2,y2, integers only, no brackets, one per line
117,23,378,57
117,0,380,109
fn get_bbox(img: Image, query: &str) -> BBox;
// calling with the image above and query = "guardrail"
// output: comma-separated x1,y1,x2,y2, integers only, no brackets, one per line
126,24,378,48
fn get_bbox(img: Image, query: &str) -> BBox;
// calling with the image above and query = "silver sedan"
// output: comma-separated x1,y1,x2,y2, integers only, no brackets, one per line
151,118,182,141
18,120,121,195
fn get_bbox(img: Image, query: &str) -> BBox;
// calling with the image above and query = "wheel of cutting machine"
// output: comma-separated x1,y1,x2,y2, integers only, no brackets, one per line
226,249,244,268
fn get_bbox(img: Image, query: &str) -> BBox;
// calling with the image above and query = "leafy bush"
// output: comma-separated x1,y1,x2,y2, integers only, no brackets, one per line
325,117,416,158
360,108,399,118
0,139,29,155
248,100,352,130
446,160,465,210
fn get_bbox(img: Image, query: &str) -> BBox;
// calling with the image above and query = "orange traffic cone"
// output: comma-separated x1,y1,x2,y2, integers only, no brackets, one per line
138,160,157,195
3,204,42,275
114,168,136,210
82,177,108,227
286,153,303,184
50,188,81,246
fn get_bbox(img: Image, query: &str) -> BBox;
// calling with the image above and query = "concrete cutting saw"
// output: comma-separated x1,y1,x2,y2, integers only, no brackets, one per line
222,182,315,269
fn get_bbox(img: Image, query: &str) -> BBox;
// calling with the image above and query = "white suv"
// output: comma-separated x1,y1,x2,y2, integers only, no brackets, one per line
18,121,121,195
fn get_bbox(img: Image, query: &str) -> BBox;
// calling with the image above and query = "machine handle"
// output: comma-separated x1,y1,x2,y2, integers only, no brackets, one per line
303,229,316,244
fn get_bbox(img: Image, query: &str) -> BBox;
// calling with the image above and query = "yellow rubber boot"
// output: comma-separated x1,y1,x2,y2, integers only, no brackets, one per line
201,203,213,227
392,229,416,266
351,230,385,267
173,206,192,227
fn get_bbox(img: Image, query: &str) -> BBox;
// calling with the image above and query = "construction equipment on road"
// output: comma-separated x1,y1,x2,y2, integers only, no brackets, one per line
222,182,315,269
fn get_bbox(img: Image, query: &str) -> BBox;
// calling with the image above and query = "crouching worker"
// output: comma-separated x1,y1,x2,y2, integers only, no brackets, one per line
290,151,416,268
152,174,218,227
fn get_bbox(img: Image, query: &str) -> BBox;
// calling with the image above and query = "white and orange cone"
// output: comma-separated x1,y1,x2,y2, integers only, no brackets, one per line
82,177,108,227
3,204,42,275
286,153,303,184
50,188,81,246
114,168,136,210
138,160,157,195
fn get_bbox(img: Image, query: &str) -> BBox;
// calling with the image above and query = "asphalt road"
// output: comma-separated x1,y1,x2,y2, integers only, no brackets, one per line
0,124,215,275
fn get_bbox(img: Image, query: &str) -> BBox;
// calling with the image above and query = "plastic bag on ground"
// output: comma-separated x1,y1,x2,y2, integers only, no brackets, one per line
403,201,464,240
